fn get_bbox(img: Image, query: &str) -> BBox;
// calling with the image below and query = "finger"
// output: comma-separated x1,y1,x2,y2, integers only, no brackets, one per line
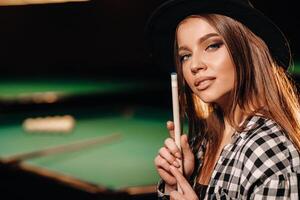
154,155,171,171
181,135,193,160
157,168,177,185
155,155,179,174
170,166,194,194
167,121,175,139
159,147,180,167
155,156,177,185
170,191,186,200
165,138,181,159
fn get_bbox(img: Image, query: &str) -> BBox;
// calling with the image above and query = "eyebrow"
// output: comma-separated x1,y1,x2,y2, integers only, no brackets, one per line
178,33,220,52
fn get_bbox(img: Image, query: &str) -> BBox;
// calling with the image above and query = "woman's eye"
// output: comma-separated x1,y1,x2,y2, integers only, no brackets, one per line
180,54,190,63
206,42,223,51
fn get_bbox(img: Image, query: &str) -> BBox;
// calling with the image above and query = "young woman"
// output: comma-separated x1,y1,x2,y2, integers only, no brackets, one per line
146,0,300,199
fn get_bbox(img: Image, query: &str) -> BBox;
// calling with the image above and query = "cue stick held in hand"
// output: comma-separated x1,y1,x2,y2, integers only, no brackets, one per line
171,73,183,194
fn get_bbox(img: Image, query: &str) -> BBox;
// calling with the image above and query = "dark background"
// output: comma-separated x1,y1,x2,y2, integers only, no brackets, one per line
0,0,299,79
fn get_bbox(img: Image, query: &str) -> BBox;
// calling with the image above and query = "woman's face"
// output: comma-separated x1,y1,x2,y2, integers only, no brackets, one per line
177,17,235,106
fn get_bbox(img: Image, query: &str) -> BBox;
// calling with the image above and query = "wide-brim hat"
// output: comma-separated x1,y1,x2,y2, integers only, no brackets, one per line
145,0,291,71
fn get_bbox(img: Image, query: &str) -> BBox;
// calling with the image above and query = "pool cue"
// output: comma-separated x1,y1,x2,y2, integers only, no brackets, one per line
4,133,121,165
171,73,183,194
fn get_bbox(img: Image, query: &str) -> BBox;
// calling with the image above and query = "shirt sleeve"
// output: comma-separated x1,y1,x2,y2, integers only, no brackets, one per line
250,172,300,200
157,180,170,200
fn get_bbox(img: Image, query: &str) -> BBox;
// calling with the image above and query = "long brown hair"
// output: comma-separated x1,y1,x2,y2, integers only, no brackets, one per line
174,14,300,180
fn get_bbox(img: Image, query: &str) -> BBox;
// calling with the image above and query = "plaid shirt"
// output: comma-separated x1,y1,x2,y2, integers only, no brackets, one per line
158,115,300,199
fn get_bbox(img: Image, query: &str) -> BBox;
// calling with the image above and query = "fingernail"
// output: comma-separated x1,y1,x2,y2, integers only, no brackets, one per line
175,152,181,158
172,160,179,168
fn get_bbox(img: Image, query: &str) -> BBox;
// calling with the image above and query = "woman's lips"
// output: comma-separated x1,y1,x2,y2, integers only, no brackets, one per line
194,77,216,90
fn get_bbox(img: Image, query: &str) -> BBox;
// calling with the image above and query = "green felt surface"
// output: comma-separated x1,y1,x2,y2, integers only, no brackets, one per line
0,78,145,100
0,107,170,189
288,62,300,75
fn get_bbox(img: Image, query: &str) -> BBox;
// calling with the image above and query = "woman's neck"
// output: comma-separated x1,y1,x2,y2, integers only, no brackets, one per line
222,104,249,138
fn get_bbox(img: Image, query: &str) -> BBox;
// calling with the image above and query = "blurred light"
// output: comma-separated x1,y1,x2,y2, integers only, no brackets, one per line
31,92,60,104
0,0,89,6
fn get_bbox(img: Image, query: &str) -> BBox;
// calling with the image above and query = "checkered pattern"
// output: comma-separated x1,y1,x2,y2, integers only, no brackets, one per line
158,116,300,199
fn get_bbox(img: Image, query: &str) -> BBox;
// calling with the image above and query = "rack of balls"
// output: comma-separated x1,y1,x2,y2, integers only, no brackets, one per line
22,115,75,133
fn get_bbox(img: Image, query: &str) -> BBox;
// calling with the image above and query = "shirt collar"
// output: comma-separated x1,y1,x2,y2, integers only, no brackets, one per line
237,115,268,139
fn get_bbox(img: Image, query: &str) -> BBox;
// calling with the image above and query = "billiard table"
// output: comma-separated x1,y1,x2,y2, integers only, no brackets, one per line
0,77,171,200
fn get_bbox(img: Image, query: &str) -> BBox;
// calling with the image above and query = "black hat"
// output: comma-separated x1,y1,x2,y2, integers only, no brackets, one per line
146,0,291,71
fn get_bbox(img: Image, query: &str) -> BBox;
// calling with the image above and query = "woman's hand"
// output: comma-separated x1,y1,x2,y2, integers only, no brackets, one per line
154,121,195,189
169,166,199,200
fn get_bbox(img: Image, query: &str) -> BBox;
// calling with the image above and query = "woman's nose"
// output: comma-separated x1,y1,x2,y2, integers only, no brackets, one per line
190,56,206,74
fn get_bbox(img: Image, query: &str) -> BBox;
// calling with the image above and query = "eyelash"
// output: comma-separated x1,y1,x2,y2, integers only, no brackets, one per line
179,41,224,63
206,42,223,51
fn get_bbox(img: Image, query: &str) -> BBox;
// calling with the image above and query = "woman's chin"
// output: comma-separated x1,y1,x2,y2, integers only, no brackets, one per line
199,92,232,106
198,95,216,104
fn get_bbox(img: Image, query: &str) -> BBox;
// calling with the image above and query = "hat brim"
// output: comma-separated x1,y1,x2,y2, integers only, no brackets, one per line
146,0,291,71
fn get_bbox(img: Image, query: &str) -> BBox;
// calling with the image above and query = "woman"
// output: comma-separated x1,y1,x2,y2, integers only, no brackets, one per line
146,0,300,199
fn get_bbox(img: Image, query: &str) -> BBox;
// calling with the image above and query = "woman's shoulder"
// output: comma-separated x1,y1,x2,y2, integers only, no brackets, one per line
241,115,295,149
240,115,300,173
